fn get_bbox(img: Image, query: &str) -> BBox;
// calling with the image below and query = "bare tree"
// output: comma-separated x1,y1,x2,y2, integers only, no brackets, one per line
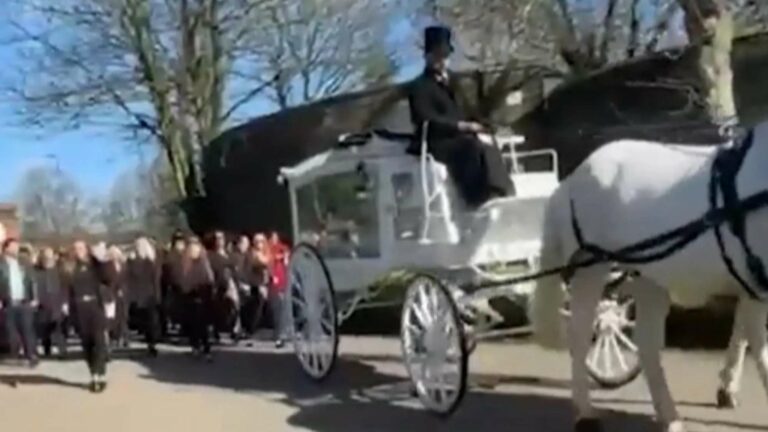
15,165,95,238
5,0,398,202
237,0,399,109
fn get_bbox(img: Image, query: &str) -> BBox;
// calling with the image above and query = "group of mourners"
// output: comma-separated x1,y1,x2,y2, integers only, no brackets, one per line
0,229,290,393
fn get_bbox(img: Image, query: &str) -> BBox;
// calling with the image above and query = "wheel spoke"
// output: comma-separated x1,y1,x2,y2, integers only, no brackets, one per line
614,327,638,352
608,332,629,372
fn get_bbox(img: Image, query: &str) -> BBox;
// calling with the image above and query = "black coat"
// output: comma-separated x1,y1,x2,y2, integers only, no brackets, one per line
129,258,161,307
64,258,112,337
208,251,234,295
408,69,465,145
0,257,37,305
35,267,66,321
407,68,514,206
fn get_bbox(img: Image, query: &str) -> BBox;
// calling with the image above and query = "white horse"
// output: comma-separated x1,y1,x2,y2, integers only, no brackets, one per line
531,122,768,432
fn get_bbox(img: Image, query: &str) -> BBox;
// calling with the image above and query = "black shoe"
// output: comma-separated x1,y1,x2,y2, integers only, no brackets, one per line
89,380,99,393
148,347,159,358
97,381,107,393
274,339,285,349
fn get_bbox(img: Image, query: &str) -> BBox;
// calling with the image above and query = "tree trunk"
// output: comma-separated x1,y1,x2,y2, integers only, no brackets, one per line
679,0,737,124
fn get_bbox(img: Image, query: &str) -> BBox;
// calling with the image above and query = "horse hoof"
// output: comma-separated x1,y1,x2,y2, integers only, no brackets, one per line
716,388,738,409
575,418,603,432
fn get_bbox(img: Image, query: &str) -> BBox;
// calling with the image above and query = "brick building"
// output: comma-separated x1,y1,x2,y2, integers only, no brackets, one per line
0,203,20,240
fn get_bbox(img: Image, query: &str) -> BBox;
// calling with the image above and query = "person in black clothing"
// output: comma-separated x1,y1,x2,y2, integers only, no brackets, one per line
128,237,162,357
35,247,68,359
161,231,186,335
105,245,129,349
408,25,514,208
181,237,216,361
65,240,112,393
206,230,238,343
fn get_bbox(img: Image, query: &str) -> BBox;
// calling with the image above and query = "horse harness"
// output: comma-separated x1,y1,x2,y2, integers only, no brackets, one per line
569,128,768,300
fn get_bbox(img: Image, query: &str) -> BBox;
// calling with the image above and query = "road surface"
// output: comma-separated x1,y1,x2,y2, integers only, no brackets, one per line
0,336,765,432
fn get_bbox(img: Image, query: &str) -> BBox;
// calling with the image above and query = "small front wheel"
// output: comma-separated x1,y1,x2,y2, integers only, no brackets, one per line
287,243,339,381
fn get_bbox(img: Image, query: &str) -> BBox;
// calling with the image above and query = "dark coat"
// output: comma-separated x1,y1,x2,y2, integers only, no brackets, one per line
35,267,66,321
408,70,464,145
64,258,112,337
407,69,514,206
180,258,215,298
0,257,37,305
208,251,234,295
128,257,161,307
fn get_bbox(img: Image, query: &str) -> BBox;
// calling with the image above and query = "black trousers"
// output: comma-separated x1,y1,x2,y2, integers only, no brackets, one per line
74,301,108,376
39,318,68,357
430,134,514,207
110,297,129,343
132,304,160,350
4,304,37,361
239,290,264,336
184,294,212,354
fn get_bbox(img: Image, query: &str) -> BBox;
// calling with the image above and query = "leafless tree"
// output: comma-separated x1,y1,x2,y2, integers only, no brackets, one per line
236,0,399,109
5,0,398,201
15,165,95,238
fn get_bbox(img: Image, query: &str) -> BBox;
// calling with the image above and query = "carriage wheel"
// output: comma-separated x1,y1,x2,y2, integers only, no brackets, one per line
401,274,468,416
287,243,339,381
586,295,641,389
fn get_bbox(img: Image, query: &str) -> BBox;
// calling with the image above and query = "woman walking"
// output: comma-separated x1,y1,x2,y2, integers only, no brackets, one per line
64,241,112,393
35,247,68,359
180,237,216,361
128,237,162,357
105,245,129,349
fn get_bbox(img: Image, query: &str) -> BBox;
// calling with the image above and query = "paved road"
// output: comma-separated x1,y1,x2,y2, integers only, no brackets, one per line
0,337,765,432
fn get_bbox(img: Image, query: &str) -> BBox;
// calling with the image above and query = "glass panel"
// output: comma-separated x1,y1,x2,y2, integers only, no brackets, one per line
392,172,421,240
295,166,380,258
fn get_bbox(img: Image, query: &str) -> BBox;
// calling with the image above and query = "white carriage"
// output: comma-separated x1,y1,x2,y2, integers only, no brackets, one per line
278,123,638,415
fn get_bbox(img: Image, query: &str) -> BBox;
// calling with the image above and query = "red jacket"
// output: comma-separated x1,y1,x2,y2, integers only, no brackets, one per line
269,242,289,295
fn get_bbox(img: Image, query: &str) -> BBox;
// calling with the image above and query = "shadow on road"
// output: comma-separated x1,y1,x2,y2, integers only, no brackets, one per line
130,347,659,432
0,373,89,390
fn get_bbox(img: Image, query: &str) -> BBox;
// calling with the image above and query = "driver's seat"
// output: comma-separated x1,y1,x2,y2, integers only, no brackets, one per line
417,123,460,245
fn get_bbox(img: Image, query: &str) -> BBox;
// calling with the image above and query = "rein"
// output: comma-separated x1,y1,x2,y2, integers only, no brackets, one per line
569,128,768,300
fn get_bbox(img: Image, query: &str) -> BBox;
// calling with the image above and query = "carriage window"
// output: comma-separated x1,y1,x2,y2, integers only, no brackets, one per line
392,173,421,240
295,168,380,258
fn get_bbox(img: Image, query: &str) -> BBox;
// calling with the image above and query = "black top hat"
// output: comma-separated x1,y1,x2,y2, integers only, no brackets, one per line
424,25,454,54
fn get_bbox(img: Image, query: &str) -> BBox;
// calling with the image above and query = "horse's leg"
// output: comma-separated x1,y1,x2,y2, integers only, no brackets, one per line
631,277,685,432
717,296,748,409
568,263,609,431
740,296,768,399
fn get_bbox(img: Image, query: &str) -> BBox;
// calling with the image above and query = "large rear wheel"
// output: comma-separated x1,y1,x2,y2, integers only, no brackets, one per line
586,295,641,389
287,243,339,381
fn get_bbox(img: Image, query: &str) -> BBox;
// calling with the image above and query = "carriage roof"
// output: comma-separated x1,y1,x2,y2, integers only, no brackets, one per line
278,131,415,185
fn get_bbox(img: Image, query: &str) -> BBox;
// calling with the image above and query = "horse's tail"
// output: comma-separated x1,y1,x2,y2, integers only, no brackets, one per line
530,187,568,350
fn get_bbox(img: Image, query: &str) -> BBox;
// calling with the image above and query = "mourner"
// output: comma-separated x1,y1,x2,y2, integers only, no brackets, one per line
408,25,514,207
106,245,129,349
180,236,216,361
207,230,238,343
35,247,68,358
128,237,162,357
0,238,39,367
161,230,187,334
65,240,112,393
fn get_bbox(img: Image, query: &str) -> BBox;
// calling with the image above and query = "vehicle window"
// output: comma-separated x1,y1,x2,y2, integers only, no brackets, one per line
391,172,420,240
295,167,380,258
